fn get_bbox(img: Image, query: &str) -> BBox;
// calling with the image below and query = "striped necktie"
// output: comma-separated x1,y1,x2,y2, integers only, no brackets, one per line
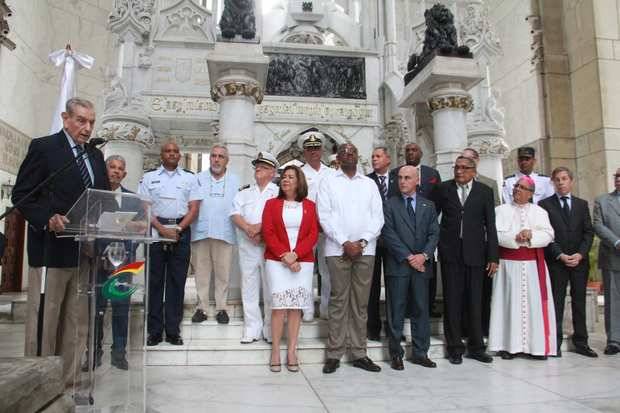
76,145,92,188
378,175,387,199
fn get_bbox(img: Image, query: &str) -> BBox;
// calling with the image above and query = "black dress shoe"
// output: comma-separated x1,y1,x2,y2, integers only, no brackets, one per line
165,335,184,345
147,335,162,346
529,355,548,360
574,345,598,358
390,356,404,370
367,332,381,342
465,352,493,363
216,310,230,324
352,356,381,372
411,356,437,368
604,345,620,355
191,309,207,323
498,351,515,360
322,358,340,374
111,352,129,370
448,354,463,365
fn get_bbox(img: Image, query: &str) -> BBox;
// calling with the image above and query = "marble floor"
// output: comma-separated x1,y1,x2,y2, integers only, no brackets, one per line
1,324,620,412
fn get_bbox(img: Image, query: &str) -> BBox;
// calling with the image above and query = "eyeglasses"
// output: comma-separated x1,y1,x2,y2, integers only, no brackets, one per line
453,165,475,171
513,183,534,192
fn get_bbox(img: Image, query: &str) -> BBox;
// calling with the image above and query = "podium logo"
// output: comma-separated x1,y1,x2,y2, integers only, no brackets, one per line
102,261,144,300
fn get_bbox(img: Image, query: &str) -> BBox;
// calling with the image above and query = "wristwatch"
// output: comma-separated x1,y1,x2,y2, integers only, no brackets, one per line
359,239,368,249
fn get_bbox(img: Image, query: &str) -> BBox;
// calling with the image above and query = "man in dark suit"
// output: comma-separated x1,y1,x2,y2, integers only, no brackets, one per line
431,156,498,365
391,143,442,317
11,97,110,386
382,165,439,370
539,166,597,357
366,147,397,340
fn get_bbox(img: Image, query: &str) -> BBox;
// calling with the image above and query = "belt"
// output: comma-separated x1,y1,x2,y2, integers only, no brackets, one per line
156,217,184,225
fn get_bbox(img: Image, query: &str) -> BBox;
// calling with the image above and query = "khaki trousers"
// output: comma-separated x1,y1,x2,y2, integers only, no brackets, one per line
24,266,42,356
192,238,233,311
326,255,375,360
42,265,89,387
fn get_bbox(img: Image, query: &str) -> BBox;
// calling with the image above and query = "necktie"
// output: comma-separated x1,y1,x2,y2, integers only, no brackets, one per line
76,146,93,188
560,196,570,219
460,184,468,205
406,196,415,218
378,175,387,199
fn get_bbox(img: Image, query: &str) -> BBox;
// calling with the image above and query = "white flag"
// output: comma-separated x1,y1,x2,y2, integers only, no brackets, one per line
48,47,95,134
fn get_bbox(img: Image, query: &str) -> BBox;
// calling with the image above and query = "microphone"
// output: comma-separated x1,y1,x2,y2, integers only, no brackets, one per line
85,138,107,148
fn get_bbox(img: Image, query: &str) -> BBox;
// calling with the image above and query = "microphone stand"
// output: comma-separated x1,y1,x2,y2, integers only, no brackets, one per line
0,139,107,356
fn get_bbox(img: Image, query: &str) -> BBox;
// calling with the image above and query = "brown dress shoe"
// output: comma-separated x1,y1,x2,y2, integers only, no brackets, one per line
390,356,404,370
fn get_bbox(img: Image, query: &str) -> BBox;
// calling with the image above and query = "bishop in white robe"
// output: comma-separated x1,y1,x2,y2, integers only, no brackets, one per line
488,177,557,358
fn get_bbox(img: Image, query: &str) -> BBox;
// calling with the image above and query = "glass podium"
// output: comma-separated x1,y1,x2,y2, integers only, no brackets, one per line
59,188,160,410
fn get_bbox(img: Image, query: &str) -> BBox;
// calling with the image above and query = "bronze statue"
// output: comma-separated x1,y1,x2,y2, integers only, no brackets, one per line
405,4,471,85
219,0,256,40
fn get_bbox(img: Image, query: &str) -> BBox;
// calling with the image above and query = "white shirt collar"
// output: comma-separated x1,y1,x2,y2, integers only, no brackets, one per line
335,169,364,180
158,165,181,176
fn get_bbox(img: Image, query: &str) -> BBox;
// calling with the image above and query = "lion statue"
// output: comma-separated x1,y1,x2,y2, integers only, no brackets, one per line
405,4,471,84
219,0,256,40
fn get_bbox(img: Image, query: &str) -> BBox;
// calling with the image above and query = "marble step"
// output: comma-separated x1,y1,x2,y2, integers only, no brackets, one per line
180,317,444,340
145,336,446,366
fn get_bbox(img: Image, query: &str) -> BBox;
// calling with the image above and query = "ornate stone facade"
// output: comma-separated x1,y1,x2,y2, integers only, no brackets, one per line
428,94,474,113
210,80,264,104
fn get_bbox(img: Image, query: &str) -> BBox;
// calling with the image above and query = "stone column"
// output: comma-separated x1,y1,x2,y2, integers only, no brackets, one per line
97,115,154,191
207,43,269,185
427,87,474,178
399,56,484,179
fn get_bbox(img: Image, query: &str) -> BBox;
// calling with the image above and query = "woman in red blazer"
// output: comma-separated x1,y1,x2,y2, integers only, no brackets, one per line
262,165,319,372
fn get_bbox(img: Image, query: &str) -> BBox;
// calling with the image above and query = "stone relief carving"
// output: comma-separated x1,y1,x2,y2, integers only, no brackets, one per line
210,80,264,104
219,0,256,40
468,134,509,156
155,0,216,43
103,74,145,115
427,95,474,113
459,2,501,55
266,54,366,99
97,120,155,147
108,0,155,38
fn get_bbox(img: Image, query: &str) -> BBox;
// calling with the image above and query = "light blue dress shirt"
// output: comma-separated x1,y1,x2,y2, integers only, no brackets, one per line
191,170,240,244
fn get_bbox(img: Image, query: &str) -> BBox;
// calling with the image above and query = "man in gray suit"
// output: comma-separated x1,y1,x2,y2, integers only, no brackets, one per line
593,168,620,355
382,165,440,370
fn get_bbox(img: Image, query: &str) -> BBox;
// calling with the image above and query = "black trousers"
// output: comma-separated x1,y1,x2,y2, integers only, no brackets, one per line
441,245,485,356
428,260,438,313
367,244,386,336
147,229,191,337
387,275,430,358
481,274,493,336
548,263,589,349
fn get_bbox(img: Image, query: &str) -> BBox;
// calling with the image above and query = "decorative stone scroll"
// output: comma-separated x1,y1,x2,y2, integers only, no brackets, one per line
266,54,366,99
97,119,155,147
210,80,264,104
108,0,156,39
427,94,474,113
468,134,509,157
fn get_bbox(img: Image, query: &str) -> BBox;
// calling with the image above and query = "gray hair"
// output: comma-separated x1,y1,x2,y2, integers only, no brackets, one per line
106,155,126,168
65,97,95,114
372,146,390,157
210,143,229,157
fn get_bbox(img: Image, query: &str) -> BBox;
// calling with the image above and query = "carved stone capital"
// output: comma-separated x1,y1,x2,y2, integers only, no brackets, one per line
468,134,509,157
427,94,474,113
210,80,264,104
108,0,155,40
97,116,154,148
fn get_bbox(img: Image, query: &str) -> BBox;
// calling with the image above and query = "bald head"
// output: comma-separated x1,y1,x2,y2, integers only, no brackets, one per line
398,165,419,195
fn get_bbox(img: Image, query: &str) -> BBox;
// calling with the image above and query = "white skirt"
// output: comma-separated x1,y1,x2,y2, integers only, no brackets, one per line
488,259,557,356
265,259,314,309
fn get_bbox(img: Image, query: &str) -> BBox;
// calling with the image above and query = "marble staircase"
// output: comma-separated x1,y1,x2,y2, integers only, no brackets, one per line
146,299,447,366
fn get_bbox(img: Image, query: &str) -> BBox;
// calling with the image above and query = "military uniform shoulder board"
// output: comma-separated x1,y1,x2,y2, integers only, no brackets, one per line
145,168,157,173
300,162,306,167
239,184,250,191
183,168,195,174
504,174,515,179
538,174,549,177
